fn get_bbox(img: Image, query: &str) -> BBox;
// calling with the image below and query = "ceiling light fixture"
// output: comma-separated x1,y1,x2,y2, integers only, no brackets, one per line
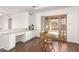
32,6,39,9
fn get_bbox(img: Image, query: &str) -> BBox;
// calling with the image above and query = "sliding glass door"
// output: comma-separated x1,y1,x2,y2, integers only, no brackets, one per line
50,19,59,39
41,15,67,41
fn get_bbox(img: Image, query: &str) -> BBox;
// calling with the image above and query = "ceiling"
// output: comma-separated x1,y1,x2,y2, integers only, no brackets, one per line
0,6,69,16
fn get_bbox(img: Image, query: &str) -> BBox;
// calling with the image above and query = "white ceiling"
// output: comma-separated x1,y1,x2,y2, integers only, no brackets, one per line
0,6,69,16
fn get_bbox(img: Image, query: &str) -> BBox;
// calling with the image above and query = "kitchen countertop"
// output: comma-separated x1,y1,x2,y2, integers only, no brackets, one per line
0,28,37,34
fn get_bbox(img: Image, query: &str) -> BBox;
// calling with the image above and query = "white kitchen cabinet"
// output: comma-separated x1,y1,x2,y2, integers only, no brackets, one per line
9,34,16,50
25,30,37,41
0,34,16,50
12,12,29,29
0,34,2,49
0,29,38,50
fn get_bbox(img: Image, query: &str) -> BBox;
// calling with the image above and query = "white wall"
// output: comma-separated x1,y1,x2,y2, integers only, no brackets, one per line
28,13,36,29
36,7,79,44
0,16,9,30
0,12,29,30
12,12,29,29
0,17,3,29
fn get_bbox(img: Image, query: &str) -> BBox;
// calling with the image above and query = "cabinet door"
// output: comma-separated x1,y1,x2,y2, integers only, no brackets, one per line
26,32,32,41
0,34,2,48
9,35,16,49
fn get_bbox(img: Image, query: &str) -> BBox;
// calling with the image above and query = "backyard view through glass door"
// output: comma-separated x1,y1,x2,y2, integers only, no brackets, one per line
41,15,67,41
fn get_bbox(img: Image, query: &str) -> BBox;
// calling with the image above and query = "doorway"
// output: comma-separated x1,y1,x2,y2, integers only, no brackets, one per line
8,17,12,29
41,15,67,41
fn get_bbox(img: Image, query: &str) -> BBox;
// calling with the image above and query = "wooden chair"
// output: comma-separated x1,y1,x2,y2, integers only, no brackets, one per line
40,32,55,52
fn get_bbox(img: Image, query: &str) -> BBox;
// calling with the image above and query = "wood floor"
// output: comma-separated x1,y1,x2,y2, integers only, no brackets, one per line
0,37,79,52
52,40,79,52
9,37,43,52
